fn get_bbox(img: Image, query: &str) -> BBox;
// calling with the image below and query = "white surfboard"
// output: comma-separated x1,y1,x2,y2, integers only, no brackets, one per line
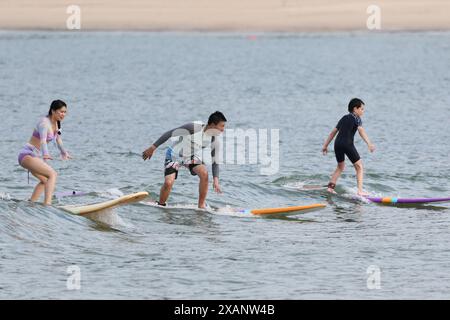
141,200,326,217
59,191,149,215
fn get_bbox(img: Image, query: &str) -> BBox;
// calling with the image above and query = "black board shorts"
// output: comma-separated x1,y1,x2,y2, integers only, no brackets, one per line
164,158,203,180
334,144,360,164
164,163,202,179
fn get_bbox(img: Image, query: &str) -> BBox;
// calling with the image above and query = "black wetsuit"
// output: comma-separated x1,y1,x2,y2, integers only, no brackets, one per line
334,113,362,164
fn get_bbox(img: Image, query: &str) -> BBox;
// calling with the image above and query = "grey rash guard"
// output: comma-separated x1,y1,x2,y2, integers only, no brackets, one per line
153,122,220,178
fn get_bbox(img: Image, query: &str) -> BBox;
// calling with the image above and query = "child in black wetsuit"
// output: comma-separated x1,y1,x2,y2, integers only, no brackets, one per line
322,98,375,196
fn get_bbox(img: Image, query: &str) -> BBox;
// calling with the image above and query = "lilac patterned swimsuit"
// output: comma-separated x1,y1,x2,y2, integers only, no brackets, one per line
18,116,67,165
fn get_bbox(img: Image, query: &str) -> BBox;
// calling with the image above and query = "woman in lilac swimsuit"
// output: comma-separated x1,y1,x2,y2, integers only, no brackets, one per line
18,100,71,205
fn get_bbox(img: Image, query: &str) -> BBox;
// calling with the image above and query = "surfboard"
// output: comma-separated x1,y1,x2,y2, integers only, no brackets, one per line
234,203,326,217
59,191,149,215
142,200,326,217
141,201,206,211
365,196,450,204
286,183,450,206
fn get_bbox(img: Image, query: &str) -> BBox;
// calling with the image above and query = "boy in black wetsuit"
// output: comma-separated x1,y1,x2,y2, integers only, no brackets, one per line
322,98,375,196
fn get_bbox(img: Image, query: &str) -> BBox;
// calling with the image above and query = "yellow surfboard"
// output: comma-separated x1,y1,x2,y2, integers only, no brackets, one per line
59,191,149,215
245,203,326,216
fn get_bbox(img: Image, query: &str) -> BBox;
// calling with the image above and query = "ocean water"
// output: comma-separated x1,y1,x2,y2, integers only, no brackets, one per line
0,31,449,299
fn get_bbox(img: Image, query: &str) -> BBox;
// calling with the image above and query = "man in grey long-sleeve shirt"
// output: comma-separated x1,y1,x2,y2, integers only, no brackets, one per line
142,111,227,209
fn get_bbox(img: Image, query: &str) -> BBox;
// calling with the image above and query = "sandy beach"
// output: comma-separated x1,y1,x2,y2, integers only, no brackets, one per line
0,0,449,32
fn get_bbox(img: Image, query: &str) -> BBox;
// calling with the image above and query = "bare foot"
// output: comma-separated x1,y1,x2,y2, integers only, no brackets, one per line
357,191,369,197
199,202,212,209
327,188,337,194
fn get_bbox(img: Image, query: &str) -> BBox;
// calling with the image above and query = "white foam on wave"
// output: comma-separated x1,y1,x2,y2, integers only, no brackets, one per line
340,186,381,203
341,193,372,204
211,205,253,218
84,208,133,228
141,201,206,211
0,192,12,201
283,181,305,190
97,188,125,199
283,181,326,191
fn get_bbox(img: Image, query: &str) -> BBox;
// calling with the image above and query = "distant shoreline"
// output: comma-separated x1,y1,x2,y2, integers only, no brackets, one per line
1,28,450,34
1,0,449,32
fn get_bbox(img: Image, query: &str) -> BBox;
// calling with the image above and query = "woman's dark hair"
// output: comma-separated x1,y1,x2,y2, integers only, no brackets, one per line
48,100,67,135
348,98,365,113
207,111,227,125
